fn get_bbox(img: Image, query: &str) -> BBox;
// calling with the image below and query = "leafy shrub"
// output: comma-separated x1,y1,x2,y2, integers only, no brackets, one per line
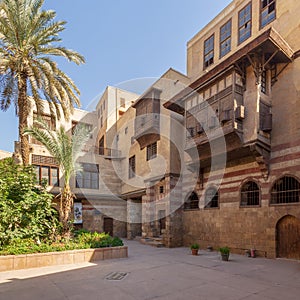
0,158,60,246
190,243,200,250
219,246,230,255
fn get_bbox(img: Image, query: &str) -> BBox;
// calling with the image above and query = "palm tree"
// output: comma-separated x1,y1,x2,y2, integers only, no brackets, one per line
24,119,91,238
0,0,85,165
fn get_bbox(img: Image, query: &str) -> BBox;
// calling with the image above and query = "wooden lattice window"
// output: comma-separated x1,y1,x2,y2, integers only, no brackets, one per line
241,181,260,206
184,192,199,210
271,176,300,204
205,187,219,208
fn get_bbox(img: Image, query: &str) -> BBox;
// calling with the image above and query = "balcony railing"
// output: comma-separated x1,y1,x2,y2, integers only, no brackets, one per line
82,146,121,158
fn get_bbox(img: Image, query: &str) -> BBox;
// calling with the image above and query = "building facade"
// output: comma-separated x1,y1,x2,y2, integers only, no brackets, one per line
7,0,300,259
165,0,300,259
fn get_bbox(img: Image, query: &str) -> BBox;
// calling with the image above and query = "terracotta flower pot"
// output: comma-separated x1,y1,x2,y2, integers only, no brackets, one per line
191,249,199,255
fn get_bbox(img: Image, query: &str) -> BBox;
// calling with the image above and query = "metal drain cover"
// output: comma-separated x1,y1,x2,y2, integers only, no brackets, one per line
105,272,128,281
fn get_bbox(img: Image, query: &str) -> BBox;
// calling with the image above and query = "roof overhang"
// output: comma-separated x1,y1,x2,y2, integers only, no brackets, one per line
164,28,295,115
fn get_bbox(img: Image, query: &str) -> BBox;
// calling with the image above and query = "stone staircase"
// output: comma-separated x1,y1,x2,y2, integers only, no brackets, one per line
134,236,165,248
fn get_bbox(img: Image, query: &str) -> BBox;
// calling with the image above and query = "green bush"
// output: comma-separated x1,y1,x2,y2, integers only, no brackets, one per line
0,230,124,255
219,246,230,255
0,158,60,246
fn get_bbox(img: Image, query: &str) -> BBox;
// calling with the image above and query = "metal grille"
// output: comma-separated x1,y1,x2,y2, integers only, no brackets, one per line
271,176,300,204
241,181,260,206
205,188,219,208
146,142,157,161
105,272,128,281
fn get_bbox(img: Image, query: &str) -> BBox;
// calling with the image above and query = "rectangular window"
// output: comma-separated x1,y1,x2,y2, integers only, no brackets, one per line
76,163,99,189
129,156,136,179
261,0,276,28
220,20,231,58
261,70,267,94
120,97,126,108
146,142,157,161
34,165,59,186
238,3,252,44
204,35,214,69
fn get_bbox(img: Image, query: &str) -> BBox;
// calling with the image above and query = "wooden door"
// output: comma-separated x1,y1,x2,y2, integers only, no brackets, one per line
276,215,300,260
103,217,114,236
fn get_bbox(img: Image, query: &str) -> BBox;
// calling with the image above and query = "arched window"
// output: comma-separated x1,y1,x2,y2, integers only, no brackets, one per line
241,181,260,206
205,187,219,208
184,192,199,210
271,176,300,204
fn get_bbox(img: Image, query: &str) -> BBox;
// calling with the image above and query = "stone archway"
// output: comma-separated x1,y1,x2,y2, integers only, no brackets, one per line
276,215,300,260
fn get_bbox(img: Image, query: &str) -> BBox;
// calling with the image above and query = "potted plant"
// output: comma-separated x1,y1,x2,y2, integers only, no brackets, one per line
190,243,200,255
219,246,230,261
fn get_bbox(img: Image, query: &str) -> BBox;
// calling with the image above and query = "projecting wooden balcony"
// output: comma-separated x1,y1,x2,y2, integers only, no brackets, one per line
134,114,160,148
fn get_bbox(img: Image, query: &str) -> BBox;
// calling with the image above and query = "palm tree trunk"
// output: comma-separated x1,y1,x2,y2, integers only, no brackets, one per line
59,184,74,239
18,73,30,166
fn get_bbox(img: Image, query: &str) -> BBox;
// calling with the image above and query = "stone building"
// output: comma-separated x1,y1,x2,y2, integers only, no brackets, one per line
0,150,12,160
13,100,128,237
9,0,300,260
164,0,300,259
116,68,189,247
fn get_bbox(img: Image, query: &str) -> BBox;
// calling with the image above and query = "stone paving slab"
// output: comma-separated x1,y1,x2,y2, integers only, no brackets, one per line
0,240,299,300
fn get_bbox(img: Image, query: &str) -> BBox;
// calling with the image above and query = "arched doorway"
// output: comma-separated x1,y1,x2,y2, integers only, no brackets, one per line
276,215,300,260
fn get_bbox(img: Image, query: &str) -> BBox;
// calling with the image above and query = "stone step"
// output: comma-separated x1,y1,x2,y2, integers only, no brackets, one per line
139,237,165,248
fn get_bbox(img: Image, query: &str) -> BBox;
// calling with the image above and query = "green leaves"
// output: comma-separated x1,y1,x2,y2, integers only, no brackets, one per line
0,158,59,246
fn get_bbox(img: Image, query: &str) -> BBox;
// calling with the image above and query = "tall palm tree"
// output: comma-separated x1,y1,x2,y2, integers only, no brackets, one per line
24,119,91,238
0,0,85,165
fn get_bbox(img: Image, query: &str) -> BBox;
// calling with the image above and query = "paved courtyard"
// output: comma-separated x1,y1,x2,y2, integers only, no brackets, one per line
0,240,299,300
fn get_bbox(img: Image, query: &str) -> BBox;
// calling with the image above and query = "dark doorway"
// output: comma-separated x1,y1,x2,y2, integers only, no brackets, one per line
99,136,104,155
276,215,300,260
103,217,114,236
158,210,166,235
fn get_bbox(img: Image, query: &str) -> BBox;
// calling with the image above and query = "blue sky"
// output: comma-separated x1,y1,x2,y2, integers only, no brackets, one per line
0,0,232,152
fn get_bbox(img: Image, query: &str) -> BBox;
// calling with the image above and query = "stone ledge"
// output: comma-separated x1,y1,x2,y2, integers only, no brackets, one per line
0,246,128,272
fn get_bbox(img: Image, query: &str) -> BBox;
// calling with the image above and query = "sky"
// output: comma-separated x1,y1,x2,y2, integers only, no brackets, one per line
0,0,232,152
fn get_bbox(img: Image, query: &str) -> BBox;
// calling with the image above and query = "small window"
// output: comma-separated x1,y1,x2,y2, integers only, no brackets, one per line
184,192,199,210
261,70,267,94
204,35,214,69
147,142,157,161
220,20,232,58
129,156,136,179
271,176,300,204
159,186,164,194
120,97,126,108
241,181,260,206
125,127,128,134
205,187,219,208
238,2,252,44
261,0,276,28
